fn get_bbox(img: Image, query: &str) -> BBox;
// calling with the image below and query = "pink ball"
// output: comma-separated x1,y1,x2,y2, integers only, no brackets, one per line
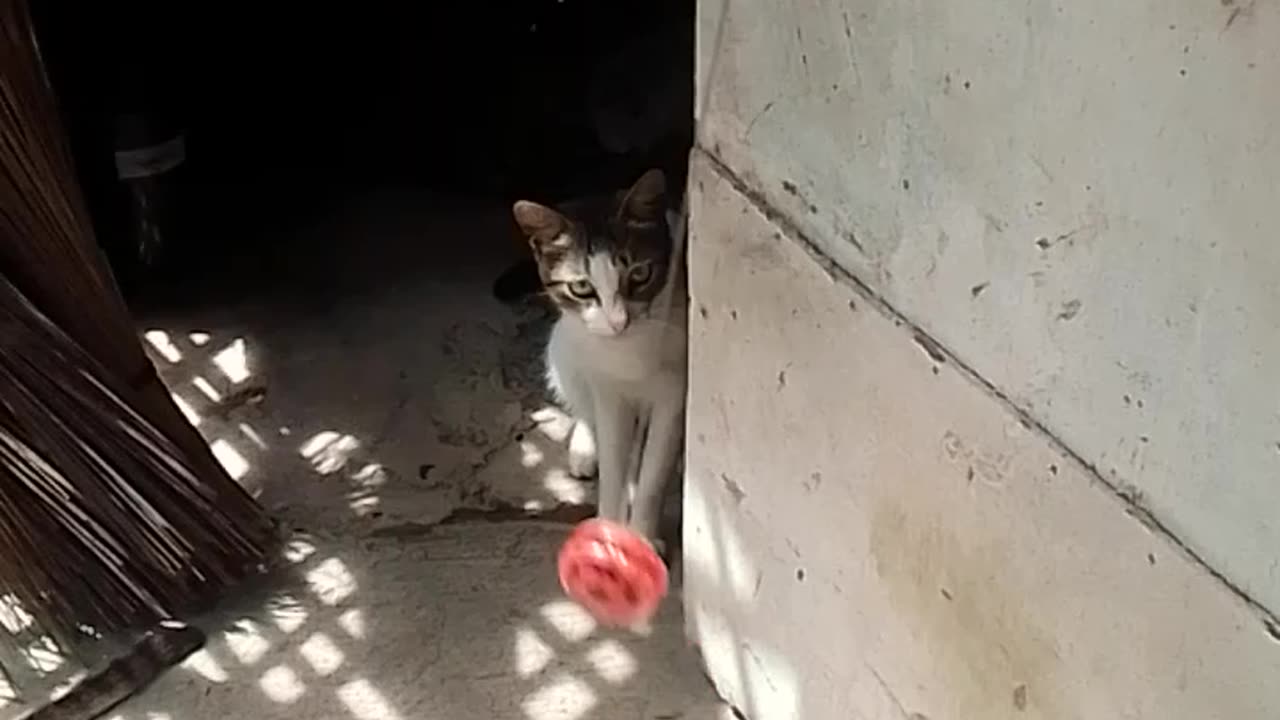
557,519,669,627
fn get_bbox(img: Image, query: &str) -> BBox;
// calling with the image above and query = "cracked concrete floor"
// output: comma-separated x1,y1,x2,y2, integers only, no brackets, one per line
109,189,730,720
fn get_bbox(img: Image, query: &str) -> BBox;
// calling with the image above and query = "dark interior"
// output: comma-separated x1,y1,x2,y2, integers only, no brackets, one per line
31,0,694,310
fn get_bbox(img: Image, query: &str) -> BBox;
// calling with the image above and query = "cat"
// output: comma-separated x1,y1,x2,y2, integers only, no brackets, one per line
512,169,687,547
492,4,692,307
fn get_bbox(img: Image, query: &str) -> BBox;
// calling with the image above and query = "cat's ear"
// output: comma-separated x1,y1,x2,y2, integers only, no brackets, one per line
619,169,666,225
513,201,570,251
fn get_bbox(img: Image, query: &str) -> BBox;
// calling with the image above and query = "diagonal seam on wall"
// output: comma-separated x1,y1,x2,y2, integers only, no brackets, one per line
692,144,1280,635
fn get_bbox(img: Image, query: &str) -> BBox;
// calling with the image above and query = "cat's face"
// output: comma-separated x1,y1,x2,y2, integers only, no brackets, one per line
513,169,671,337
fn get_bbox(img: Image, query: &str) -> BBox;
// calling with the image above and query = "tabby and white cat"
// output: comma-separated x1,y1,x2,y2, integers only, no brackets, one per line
512,169,687,546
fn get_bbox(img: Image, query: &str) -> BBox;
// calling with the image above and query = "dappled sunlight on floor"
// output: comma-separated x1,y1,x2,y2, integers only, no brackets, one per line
91,521,729,720
86,308,728,719
0,194,730,719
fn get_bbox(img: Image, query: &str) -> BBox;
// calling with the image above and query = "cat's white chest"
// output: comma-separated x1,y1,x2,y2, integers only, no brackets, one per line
548,313,685,389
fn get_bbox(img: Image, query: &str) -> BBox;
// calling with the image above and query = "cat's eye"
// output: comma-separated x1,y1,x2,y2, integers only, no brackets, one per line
566,280,596,299
628,264,653,286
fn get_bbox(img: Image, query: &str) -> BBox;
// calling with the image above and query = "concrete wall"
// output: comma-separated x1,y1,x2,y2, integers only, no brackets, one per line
682,0,1280,718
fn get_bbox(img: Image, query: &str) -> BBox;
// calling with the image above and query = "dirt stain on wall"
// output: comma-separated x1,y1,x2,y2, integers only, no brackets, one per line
869,498,1066,719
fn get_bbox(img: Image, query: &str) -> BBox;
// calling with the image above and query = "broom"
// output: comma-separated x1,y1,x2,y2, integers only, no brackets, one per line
0,0,275,713
0,273,264,716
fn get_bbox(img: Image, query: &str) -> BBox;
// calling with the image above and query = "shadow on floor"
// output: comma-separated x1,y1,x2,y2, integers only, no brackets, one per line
93,189,727,720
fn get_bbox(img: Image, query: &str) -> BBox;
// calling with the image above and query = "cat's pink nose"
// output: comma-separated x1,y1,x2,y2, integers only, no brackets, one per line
605,306,630,334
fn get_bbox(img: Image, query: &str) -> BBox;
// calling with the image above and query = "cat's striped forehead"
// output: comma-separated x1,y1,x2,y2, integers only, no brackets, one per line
514,169,673,312
558,193,671,260
538,194,671,295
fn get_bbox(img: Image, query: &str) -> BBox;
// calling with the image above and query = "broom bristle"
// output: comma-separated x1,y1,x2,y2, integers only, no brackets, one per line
0,0,275,704
0,277,271,640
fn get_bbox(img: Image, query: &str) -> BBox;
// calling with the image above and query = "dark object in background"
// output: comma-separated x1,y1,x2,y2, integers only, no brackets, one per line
112,110,188,289
493,257,544,304
28,0,191,300
32,0,694,304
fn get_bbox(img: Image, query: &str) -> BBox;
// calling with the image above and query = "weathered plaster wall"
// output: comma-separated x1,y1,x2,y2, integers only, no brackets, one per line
683,0,1280,717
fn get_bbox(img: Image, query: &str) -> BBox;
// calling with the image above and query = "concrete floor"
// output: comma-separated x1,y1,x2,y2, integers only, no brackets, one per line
105,189,729,720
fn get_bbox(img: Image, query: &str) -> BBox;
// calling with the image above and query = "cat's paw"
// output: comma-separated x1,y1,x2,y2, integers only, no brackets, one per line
567,449,597,479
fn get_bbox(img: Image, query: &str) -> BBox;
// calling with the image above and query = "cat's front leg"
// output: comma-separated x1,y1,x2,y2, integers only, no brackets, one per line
628,393,684,544
567,420,597,478
592,394,636,522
